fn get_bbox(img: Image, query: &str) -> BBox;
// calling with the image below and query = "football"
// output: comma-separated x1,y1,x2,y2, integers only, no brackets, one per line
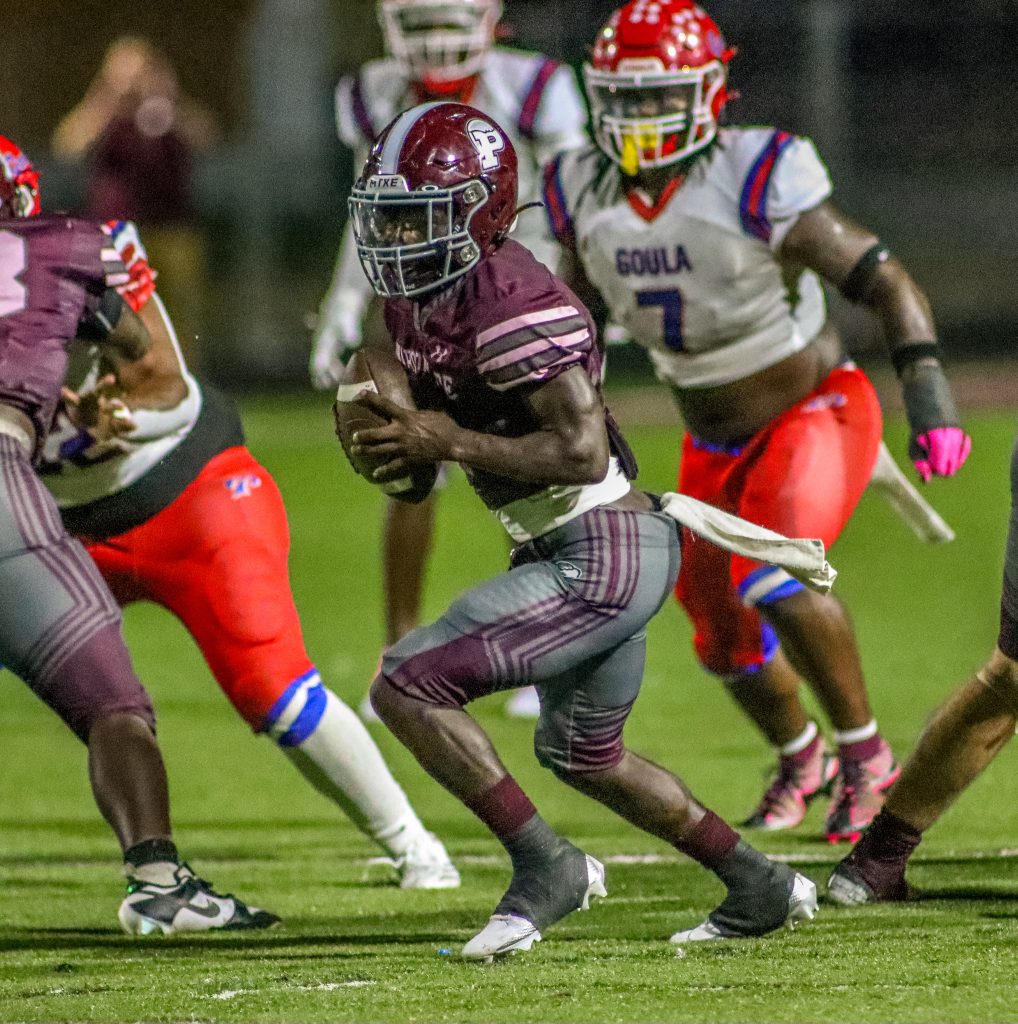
332,347,439,503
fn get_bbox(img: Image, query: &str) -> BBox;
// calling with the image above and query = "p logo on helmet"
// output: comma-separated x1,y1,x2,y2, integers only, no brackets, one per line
466,118,505,170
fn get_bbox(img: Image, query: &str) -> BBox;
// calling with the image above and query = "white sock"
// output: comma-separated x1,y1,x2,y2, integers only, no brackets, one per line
278,687,428,858
779,720,818,757
124,860,178,886
832,719,878,746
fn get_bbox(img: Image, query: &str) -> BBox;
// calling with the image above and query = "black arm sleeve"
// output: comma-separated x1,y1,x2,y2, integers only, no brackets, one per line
76,287,125,341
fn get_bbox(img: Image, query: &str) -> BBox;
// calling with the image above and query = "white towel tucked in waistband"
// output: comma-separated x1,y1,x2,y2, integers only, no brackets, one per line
658,492,837,594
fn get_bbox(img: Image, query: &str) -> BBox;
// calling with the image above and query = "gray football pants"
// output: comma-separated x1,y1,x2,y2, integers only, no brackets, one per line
0,436,153,740
380,504,681,773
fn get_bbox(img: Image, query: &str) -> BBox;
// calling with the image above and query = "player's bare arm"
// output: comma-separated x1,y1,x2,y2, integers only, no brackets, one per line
352,365,610,487
102,292,189,411
780,200,936,348
782,200,971,481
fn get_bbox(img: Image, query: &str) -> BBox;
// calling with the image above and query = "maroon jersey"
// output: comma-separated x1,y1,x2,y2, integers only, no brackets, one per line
384,239,634,510
0,215,127,447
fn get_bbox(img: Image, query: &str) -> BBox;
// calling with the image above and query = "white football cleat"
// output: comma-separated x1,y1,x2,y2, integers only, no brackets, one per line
670,871,817,945
504,686,541,719
396,832,461,890
118,864,279,936
461,913,542,962
462,854,606,962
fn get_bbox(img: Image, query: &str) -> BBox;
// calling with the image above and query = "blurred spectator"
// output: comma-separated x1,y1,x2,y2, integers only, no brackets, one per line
52,37,218,369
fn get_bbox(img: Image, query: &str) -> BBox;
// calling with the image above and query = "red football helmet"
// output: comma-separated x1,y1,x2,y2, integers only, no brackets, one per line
349,101,519,298
0,136,41,218
378,0,501,91
584,0,735,175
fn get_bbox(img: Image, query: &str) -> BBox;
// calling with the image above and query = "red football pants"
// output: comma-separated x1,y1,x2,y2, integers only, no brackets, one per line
81,446,314,729
675,365,882,676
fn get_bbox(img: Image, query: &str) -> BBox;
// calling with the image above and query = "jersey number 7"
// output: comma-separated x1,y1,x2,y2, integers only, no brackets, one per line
637,288,684,352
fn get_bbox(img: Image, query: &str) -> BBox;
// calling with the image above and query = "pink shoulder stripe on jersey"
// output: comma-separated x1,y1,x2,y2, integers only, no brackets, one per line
518,57,559,140
739,130,794,243
100,246,130,287
484,348,586,391
477,327,590,375
542,155,574,249
477,304,581,348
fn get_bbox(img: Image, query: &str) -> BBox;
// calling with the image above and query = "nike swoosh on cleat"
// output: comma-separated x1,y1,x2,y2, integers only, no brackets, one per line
491,924,539,954
133,895,224,920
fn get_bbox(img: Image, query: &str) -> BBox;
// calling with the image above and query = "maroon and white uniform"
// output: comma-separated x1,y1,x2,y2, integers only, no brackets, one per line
379,240,680,772
385,240,634,541
0,215,153,740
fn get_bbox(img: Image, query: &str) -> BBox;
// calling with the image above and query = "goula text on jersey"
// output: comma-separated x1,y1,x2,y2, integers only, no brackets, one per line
614,245,693,277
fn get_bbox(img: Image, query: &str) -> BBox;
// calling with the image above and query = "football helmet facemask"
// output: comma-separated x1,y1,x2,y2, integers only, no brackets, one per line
0,136,41,219
584,0,734,175
349,101,518,299
378,0,501,89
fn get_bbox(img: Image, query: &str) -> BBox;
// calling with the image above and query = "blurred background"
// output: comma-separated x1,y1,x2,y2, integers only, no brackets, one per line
2,0,1016,388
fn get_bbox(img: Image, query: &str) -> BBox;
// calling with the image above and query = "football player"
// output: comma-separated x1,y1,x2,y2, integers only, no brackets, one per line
0,135,276,934
39,223,459,891
346,101,818,955
543,0,972,842
828,435,1018,904
311,0,589,720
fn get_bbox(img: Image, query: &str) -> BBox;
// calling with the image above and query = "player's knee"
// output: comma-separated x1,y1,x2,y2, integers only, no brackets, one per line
534,713,627,776
738,567,806,613
263,669,328,746
374,658,469,711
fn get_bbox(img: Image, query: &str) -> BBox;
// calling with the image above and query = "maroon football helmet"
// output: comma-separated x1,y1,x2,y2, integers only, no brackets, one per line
348,101,519,298
0,136,41,219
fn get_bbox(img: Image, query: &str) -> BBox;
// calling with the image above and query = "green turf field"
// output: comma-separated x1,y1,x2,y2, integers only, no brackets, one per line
1,397,1015,1023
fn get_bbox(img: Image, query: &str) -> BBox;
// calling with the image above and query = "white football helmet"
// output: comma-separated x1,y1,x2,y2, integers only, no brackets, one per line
378,0,502,86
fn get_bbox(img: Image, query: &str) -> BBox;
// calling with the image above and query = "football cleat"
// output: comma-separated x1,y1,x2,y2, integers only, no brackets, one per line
670,870,817,944
824,739,900,843
118,863,280,936
741,738,839,831
462,853,606,962
826,856,917,906
396,832,461,890
504,686,541,720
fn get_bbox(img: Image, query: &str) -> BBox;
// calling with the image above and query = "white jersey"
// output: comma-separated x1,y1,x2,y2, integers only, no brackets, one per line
544,127,834,388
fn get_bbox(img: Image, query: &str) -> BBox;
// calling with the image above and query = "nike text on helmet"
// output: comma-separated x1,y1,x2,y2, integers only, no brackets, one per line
0,136,41,218
378,0,502,85
584,0,734,175
348,101,519,298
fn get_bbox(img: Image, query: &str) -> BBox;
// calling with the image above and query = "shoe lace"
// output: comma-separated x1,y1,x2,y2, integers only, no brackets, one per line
177,862,235,900
830,759,866,820
756,759,801,814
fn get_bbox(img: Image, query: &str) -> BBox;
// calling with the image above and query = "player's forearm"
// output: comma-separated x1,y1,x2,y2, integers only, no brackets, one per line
447,423,609,486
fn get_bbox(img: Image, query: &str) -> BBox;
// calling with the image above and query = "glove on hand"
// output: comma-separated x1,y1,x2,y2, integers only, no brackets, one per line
901,359,972,482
